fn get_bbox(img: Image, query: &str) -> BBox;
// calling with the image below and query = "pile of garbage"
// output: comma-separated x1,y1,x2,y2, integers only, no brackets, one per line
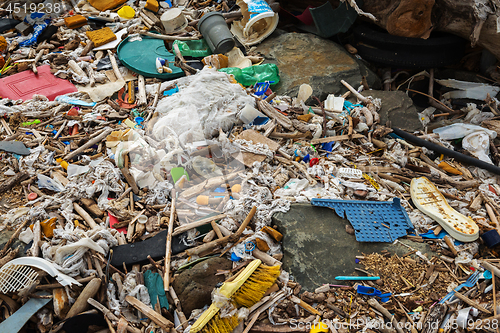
1,0,500,332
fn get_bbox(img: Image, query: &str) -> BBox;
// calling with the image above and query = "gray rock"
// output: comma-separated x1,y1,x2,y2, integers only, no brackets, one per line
273,204,435,292
255,31,381,100
172,257,232,316
361,90,422,132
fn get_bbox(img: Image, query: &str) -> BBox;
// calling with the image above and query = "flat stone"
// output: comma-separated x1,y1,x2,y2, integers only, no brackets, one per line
172,257,232,316
256,31,381,99
361,90,422,132
273,203,435,292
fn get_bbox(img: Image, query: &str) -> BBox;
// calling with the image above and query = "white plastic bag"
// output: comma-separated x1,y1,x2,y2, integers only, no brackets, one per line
462,131,492,163
433,123,497,140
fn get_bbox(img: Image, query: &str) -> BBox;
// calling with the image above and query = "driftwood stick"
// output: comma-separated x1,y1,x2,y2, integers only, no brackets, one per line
0,218,31,257
0,247,19,268
65,278,102,319
68,59,88,80
74,203,98,229
64,128,113,161
164,189,176,291
368,298,404,333
186,206,256,256
341,79,370,104
138,30,201,41
172,214,226,236
169,287,189,329
0,172,28,193
37,275,95,289
454,291,491,314
257,100,293,130
107,50,124,81
32,49,44,74
81,41,94,57
136,75,147,106
125,296,174,329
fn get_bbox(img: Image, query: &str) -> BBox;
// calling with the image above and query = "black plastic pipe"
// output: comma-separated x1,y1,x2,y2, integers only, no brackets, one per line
392,127,500,175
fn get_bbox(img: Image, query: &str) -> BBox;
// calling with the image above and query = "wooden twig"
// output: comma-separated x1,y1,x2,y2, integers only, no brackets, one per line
65,278,102,319
164,189,176,291
107,50,124,81
125,296,174,329
32,49,44,74
454,291,491,314
186,206,256,256
74,203,98,229
0,218,31,257
169,287,189,329
172,213,226,236
64,128,113,161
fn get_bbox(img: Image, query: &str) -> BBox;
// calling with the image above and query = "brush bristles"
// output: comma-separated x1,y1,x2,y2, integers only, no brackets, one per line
199,312,239,333
232,264,281,308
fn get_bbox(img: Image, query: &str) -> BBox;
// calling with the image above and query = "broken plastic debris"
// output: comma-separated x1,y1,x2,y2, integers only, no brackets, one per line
231,0,279,46
462,131,493,163
311,197,413,242
0,141,30,155
0,257,81,294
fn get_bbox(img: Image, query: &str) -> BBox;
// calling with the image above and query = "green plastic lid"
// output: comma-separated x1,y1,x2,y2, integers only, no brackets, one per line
117,34,185,79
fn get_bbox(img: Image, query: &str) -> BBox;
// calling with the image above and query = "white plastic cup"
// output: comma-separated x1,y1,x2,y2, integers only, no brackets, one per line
137,215,148,224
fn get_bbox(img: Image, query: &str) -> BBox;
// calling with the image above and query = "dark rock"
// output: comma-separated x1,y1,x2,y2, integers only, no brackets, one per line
255,31,381,100
360,90,422,132
172,257,232,317
272,203,436,292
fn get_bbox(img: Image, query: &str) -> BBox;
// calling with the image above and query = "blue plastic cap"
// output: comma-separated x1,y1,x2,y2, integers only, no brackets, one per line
230,253,241,261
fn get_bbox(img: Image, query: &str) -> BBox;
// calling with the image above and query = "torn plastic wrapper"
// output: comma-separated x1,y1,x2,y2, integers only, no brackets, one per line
436,78,500,100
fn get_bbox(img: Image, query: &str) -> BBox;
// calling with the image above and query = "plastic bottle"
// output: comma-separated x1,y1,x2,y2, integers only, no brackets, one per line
172,39,212,57
219,63,280,87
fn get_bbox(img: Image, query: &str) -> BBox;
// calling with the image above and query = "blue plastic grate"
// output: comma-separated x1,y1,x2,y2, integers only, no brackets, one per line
311,198,414,242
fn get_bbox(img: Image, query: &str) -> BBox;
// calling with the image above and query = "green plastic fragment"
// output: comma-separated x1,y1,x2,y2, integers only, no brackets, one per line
219,64,280,87
173,39,213,57
144,270,169,310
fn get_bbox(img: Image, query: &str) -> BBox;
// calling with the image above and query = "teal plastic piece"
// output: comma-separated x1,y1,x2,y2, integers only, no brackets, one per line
335,276,380,281
0,291,51,332
144,270,169,310
173,39,212,57
219,64,280,87
117,33,184,80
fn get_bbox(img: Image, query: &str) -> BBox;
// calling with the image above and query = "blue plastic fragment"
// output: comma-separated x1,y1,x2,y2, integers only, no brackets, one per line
321,141,335,152
356,285,392,303
388,132,404,140
163,85,179,96
254,81,274,96
230,252,241,261
311,197,414,242
419,230,447,239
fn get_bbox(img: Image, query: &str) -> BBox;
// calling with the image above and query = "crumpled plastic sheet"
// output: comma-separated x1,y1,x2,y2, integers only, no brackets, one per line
153,67,255,146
